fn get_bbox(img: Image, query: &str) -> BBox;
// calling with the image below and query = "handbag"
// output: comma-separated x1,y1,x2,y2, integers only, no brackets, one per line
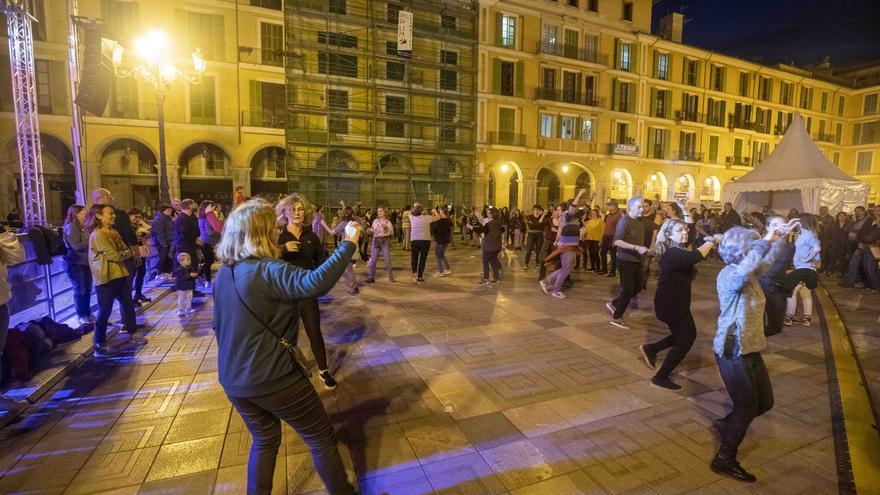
229,264,312,377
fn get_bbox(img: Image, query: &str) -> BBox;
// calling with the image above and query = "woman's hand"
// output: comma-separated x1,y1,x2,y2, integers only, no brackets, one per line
343,221,362,244
285,241,300,253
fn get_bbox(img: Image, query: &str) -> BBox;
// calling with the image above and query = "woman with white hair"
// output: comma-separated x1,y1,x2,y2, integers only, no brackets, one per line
710,220,797,483
212,199,360,495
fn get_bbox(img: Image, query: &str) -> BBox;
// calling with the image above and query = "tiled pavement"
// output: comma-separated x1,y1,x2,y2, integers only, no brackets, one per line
0,244,854,494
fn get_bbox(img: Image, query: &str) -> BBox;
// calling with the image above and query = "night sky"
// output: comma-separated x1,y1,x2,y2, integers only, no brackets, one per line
651,0,880,70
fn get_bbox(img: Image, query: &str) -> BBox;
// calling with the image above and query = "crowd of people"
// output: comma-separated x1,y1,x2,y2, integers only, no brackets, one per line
0,183,871,493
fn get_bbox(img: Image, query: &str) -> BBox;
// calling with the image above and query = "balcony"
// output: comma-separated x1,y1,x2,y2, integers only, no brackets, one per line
675,110,704,123
241,110,285,129
538,137,597,154
727,115,757,131
647,147,672,160
535,42,608,65
726,156,751,167
534,88,604,108
101,102,158,121
487,131,525,146
674,150,703,162
814,132,836,143
238,46,284,67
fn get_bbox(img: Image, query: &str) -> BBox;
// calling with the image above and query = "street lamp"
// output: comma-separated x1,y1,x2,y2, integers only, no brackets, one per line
110,29,206,205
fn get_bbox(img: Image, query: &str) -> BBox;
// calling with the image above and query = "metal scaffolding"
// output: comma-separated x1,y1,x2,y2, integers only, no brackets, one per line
284,0,477,208
3,0,46,226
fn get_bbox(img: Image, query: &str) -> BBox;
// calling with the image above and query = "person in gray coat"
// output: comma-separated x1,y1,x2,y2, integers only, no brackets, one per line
63,204,93,325
151,205,174,279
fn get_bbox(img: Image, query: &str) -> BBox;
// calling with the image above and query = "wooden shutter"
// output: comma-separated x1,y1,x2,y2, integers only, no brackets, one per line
50,61,68,116
611,79,618,111
492,58,501,95
495,13,502,46
664,91,672,119
613,39,620,69
515,60,524,98
650,88,657,116
653,51,659,78
212,15,226,61
647,128,655,157
249,80,262,124
627,83,635,113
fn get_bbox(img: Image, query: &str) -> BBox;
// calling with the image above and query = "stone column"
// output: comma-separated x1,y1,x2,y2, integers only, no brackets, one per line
522,179,537,209
473,177,488,206
168,166,182,201
230,166,252,197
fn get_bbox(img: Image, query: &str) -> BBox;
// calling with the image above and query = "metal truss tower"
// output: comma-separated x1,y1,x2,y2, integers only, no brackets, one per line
3,0,47,226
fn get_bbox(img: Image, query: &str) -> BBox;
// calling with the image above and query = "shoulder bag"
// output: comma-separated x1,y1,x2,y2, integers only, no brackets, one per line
229,264,312,377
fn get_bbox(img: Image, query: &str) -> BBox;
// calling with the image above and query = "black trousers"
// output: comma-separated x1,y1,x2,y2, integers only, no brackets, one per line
537,238,554,279
646,313,697,380
715,351,774,459
226,378,356,495
524,232,543,267
298,297,327,371
600,235,617,274
612,261,642,319
157,244,172,274
761,282,786,336
482,249,501,280
586,240,601,271
95,276,137,344
199,244,215,284
410,240,431,278
132,261,146,297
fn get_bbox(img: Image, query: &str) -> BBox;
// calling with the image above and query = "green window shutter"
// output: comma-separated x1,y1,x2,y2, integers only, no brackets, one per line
495,13,502,46
213,15,225,61
50,61,68,116
611,79,618,111
492,58,501,94
650,88,657,116
647,128,655,157
249,80,262,124
515,60,524,98
653,51,659,78
628,84,635,113
613,39,620,69
664,91,671,118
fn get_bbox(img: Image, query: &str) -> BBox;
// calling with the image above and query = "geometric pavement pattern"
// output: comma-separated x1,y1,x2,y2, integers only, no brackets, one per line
0,243,854,494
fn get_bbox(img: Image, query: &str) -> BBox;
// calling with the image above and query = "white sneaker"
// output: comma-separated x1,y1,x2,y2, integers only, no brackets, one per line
187,307,197,314
443,270,453,276
550,291,566,299
431,272,445,278
123,334,149,345
411,273,418,282
77,316,92,326
539,280,549,295
610,318,631,330
605,302,616,316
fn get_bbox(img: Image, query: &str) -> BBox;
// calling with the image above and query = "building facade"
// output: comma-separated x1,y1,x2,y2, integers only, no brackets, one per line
1,0,879,225
476,0,880,211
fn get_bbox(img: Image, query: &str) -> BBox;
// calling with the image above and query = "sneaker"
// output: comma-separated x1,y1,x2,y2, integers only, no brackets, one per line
522,266,529,271
609,318,630,330
607,272,616,278
534,265,539,270
177,310,186,317
605,302,616,316
0,394,29,413
417,278,426,284
186,307,197,314
650,377,682,390
93,343,118,358
539,280,550,295
123,334,149,345
783,315,794,326
550,291,566,299
489,279,500,285
364,278,375,284
319,370,338,390
443,270,453,276
135,294,151,303
710,457,757,483
77,316,92,326
389,275,396,282
411,273,418,283
639,345,657,370
799,316,811,326
431,272,445,278
478,279,491,286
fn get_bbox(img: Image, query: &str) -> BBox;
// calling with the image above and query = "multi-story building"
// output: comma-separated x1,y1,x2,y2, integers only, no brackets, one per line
1,0,879,225
283,0,477,207
477,0,880,209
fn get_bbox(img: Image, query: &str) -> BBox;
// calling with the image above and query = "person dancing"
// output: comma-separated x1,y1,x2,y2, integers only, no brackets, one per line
639,220,719,390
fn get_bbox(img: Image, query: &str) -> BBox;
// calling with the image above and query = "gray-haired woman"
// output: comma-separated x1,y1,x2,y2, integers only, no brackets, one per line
710,220,797,483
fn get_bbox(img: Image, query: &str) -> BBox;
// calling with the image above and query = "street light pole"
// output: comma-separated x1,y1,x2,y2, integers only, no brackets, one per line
155,87,169,205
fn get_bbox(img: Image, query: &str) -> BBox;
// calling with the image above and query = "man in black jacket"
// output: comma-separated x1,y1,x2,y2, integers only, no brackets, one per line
718,202,742,233
468,207,503,285
173,199,200,268
152,205,175,279
522,205,546,271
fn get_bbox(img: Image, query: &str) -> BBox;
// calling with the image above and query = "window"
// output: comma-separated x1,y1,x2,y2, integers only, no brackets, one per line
838,95,845,116
853,120,880,145
679,131,696,159
109,77,138,119
754,107,772,133
542,68,556,90
248,81,284,127
681,92,699,120
587,0,598,12
584,34,598,60
759,77,772,101
622,0,633,21
563,29,579,59
856,151,873,175
189,76,216,124
104,0,139,42
540,114,555,137
441,50,458,66
708,135,719,163
499,61,515,96
651,88,670,118
733,138,744,161
780,82,793,105
684,59,698,86
616,122,629,144
585,75,596,103
34,60,52,114
439,102,457,142
251,0,281,10
799,86,812,110
498,107,516,141
318,31,358,48
260,22,283,66
836,122,843,144
562,72,578,103
440,69,457,90
711,65,725,92
501,15,517,48
187,12,224,61
387,61,405,80
318,53,358,77
541,25,558,52
821,92,828,113
386,96,406,137
560,116,576,139
647,127,667,159
328,89,349,134
441,15,457,30
864,93,878,115
329,0,346,14
738,72,750,97
751,141,769,165
386,3,401,23
615,80,633,112
655,52,669,80
582,119,594,141
706,98,726,127
618,41,632,71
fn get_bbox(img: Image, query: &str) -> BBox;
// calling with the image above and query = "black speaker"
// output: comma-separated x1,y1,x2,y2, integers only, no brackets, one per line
74,26,113,116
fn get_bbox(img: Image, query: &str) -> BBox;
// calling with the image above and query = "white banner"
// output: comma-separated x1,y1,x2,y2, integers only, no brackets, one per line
397,10,413,56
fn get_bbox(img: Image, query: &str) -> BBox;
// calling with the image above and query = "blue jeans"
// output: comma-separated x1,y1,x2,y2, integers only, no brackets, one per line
434,243,450,272
542,250,574,292
715,350,774,458
482,249,501,280
65,263,92,317
368,236,394,279
95,276,137,344
847,247,879,289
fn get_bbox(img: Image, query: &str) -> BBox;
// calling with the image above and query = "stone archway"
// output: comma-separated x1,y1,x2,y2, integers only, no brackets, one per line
1,135,76,224
645,171,668,201
251,146,288,197
178,143,234,204
536,167,561,207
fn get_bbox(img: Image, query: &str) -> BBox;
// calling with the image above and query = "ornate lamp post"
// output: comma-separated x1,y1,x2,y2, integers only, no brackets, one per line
110,29,206,204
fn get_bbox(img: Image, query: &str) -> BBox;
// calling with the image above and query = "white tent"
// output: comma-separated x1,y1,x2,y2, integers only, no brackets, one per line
722,114,869,214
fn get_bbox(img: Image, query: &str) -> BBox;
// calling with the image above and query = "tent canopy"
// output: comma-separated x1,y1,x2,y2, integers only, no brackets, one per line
723,114,869,214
